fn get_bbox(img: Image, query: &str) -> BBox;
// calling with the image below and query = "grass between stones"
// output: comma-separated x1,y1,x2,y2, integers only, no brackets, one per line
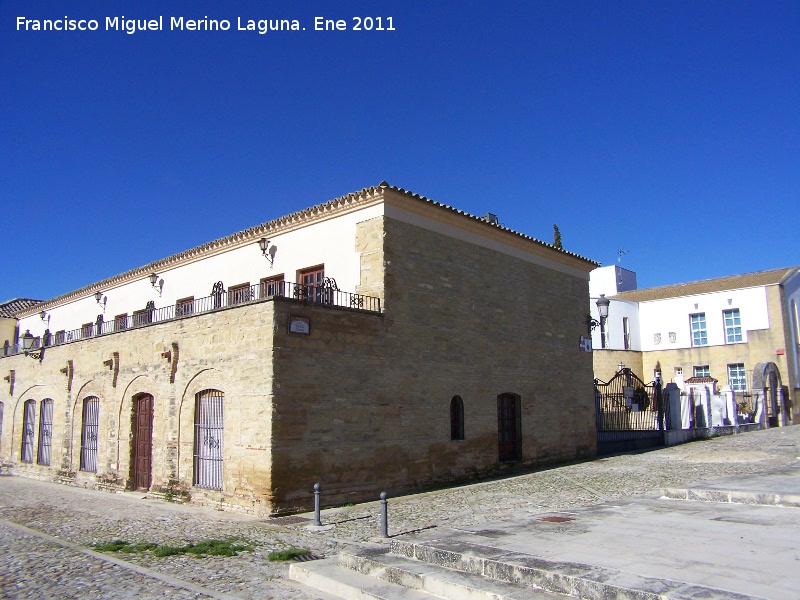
91,538,252,557
267,548,310,561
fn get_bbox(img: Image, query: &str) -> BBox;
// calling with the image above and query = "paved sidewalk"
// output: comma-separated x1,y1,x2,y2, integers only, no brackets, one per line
1,425,798,598
393,464,800,599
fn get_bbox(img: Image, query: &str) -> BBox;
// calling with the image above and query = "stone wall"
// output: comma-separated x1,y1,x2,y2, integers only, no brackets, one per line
0,301,278,514
269,215,596,511
592,349,644,383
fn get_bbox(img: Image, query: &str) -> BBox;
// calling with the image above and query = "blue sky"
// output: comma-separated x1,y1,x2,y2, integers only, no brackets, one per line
2,0,798,302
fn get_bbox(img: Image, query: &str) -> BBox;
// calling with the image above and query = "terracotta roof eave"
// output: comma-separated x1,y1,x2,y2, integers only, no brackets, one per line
20,181,598,315
383,184,598,268
611,266,800,302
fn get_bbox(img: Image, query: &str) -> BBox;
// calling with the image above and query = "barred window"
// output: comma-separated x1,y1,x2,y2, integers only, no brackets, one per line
80,397,99,472
21,400,36,463
175,297,194,317
260,275,285,298
37,399,54,466
193,390,224,490
114,313,128,332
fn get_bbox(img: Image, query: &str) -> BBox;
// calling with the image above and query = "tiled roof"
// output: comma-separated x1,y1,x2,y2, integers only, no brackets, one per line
0,298,43,319
20,182,598,315
381,183,598,266
612,267,799,303
685,376,718,384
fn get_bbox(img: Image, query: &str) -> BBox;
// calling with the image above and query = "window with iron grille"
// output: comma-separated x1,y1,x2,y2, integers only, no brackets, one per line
260,275,285,299
228,283,252,305
80,397,99,472
690,313,707,346
114,314,128,332
450,396,465,440
728,363,747,391
693,365,710,378
21,399,36,463
723,309,743,343
37,399,53,466
193,390,224,490
175,297,194,317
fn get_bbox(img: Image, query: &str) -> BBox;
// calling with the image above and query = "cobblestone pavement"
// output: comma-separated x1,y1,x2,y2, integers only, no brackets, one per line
2,426,798,599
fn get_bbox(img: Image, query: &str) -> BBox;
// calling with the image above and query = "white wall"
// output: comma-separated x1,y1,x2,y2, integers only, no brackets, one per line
589,265,637,297
783,270,800,385
638,287,770,352
19,204,384,340
589,266,640,351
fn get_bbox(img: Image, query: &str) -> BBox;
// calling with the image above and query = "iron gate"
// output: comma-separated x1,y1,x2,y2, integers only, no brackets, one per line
595,368,667,454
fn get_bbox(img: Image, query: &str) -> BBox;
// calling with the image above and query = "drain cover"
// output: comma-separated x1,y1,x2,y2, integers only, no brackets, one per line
268,515,311,525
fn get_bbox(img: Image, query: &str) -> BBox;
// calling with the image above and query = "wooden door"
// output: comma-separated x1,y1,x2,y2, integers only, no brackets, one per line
497,394,520,462
132,394,154,490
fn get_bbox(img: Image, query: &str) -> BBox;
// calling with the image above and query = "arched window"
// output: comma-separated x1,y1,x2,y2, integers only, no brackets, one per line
37,399,53,466
21,400,36,463
450,396,464,440
80,397,100,472
193,389,224,490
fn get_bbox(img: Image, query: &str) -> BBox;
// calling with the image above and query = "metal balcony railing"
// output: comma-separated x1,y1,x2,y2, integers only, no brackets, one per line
2,279,380,358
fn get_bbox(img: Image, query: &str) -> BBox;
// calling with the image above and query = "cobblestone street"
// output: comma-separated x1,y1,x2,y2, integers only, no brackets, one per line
2,426,798,599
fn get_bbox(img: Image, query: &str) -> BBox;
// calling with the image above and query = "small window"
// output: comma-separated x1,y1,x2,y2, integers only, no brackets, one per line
622,317,631,350
728,363,747,391
21,399,36,463
37,399,53,466
228,283,252,305
114,314,128,331
81,323,93,339
723,309,743,343
674,367,683,377
54,330,65,345
693,365,710,378
260,275,285,299
690,314,707,346
175,297,195,317
450,396,464,440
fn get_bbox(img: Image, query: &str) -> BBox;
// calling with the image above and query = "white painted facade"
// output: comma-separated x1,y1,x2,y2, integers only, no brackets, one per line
17,203,384,341
589,265,640,351
638,287,769,352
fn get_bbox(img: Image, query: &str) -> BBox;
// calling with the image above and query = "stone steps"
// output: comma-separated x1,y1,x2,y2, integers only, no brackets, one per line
390,538,753,600
290,545,572,600
291,536,755,600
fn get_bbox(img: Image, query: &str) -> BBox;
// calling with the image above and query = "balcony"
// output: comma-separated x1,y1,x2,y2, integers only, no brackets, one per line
2,280,380,358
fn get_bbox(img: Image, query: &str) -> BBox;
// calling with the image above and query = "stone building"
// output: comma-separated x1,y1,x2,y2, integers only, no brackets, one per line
0,183,597,514
590,265,800,427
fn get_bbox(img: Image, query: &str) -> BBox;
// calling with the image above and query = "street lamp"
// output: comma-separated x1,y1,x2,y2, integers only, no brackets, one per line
586,294,610,335
20,330,43,361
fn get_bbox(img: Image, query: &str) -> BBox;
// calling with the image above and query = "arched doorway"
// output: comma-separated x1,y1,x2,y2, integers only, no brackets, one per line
130,393,154,490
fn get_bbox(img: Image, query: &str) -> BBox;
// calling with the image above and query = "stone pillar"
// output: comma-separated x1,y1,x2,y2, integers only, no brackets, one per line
753,390,767,427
